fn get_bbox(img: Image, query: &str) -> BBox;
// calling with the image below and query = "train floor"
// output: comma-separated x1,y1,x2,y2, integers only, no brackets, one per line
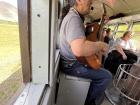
101,97,112,105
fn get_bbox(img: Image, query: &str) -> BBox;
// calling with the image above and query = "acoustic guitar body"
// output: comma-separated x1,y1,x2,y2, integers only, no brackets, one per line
85,22,101,69
85,55,101,69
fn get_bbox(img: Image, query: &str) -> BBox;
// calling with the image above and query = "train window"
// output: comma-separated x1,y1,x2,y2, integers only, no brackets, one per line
0,0,23,105
108,25,116,31
115,24,128,38
132,22,140,50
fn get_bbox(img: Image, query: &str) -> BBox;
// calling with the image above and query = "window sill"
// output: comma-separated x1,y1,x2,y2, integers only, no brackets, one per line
14,50,60,105
14,83,46,105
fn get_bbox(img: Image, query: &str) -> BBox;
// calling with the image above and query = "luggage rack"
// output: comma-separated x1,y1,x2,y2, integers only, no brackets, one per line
105,64,140,105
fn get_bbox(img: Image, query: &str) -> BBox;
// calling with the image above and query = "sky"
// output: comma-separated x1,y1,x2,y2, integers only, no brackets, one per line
0,0,17,7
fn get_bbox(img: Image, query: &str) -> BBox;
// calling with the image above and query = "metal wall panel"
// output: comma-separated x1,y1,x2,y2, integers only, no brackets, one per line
31,0,50,84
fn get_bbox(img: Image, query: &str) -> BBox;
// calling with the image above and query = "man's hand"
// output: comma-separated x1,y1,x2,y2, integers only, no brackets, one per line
96,41,109,55
70,39,109,57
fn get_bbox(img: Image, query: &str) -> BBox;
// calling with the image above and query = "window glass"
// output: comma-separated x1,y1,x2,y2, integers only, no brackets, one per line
0,1,23,105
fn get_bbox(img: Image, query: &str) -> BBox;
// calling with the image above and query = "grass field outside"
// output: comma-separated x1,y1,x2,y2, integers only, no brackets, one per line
0,20,21,83
0,20,23,105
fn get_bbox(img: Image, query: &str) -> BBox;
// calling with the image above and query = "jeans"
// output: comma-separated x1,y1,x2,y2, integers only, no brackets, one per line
61,59,112,105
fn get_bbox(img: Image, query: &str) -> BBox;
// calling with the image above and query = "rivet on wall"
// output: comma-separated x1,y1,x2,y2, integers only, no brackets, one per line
38,66,42,68
37,14,41,17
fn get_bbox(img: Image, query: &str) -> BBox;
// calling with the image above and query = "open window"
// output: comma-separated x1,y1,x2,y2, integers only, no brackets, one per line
115,23,128,38
108,24,116,32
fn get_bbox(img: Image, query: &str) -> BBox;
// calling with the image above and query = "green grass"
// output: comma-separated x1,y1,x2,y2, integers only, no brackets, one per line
0,20,18,25
0,20,22,105
0,20,21,83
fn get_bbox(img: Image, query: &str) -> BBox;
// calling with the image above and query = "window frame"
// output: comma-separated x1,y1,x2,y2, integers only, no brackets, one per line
18,0,31,83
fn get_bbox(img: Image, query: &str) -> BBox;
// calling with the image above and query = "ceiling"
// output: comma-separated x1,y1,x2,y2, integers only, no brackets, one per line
89,0,140,20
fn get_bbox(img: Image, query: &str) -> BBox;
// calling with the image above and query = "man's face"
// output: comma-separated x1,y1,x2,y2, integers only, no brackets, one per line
78,0,93,15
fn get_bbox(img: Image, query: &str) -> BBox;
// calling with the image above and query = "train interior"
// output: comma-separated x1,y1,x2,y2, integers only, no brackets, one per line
1,0,140,105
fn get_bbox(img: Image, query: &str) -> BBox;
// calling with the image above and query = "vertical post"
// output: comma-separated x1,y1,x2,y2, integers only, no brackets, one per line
18,0,31,83
31,0,51,84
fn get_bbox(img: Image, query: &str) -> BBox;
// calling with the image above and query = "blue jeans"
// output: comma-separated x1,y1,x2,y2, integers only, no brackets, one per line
61,59,112,105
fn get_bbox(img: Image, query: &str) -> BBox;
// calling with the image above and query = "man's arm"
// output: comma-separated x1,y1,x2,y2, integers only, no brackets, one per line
70,38,109,57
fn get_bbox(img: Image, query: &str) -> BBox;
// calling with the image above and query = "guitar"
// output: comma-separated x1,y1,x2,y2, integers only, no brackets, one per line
77,3,108,69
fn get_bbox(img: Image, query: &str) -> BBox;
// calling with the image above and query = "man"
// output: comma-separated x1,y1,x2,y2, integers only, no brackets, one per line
60,0,112,105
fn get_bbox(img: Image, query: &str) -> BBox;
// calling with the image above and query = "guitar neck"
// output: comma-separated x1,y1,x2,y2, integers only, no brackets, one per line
98,3,107,41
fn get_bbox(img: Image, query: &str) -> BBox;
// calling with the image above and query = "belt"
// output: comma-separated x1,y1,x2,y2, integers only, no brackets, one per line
60,55,77,67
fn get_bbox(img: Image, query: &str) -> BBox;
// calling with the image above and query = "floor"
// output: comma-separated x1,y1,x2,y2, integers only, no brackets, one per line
101,97,112,105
